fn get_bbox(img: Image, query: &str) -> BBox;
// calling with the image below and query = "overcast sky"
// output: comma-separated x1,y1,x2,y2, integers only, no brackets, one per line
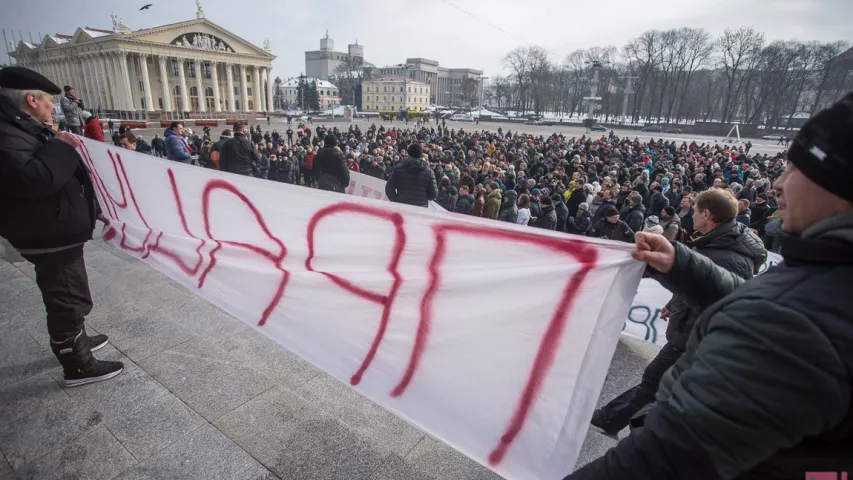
3,0,851,79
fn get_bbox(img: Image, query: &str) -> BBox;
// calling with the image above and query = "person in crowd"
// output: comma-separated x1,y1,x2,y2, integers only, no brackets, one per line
111,129,121,147
385,143,437,207
209,129,231,170
83,115,103,142
659,206,681,241
624,194,647,233
151,133,165,157
437,177,459,212
456,185,476,216
107,118,114,133
516,193,531,225
643,215,664,235
0,66,123,386
474,184,486,217
59,85,85,135
736,198,752,226
677,195,695,237
648,185,670,217
483,182,502,220
135,136,152,155
552,193,569,232
565,93,853,480
592,188,618,225
219,121,260,177
164,121,192,164
499,189,519,223
119,132,137,151
592,205,634,242
529,188,543,222
533,195,557,230
567,202,592,235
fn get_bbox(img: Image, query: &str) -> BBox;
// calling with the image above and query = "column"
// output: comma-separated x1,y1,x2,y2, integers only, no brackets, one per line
239,64,248,113
177,58,190,113
211,61,221,112
77,58,94,108
80,56,98,110
158,56,172,111
138,54,154,112
119,52,135,111
225,63,235,112
109,53,126,110
194,59,205,113
253,66,263,112
265,67,274,113
98,54,115,110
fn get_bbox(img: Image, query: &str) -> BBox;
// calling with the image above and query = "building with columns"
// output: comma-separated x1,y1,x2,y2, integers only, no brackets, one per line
7,8,275,116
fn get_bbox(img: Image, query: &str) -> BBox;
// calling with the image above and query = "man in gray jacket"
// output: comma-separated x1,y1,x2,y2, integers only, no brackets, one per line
566,93,853,479
59,85,85,134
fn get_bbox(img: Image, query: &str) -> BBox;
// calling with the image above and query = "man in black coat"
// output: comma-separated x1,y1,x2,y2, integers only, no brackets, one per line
648,185,670,217
385,143,437,207
552,193,569,232
624,194,647,232
219,122,260,177
568,94,853,480
313,135,350,193
0,67,123,387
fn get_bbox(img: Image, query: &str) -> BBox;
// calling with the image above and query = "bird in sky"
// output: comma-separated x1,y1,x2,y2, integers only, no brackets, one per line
139,4,153,10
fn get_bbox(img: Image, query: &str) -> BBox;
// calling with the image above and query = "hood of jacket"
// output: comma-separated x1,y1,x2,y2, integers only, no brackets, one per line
541,204,555,216
459,193,475,203
504,189,518,206
630,203,647,216
691,220,766,263
487,189,502,201
403,156,426,173
164,128,180,139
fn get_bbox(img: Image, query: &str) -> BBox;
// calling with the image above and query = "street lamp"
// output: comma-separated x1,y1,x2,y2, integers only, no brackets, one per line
478,75,489,116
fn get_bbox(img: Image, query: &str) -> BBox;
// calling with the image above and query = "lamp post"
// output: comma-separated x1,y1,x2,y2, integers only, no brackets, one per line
478,75,489,116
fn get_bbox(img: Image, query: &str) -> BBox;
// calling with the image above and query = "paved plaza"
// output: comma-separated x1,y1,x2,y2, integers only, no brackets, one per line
0,234,659,479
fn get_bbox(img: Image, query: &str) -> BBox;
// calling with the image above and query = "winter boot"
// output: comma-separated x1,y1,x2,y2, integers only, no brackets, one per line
82,326,108,352
50,330,124,388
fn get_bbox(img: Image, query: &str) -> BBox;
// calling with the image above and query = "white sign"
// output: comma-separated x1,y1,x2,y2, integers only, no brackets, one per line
348,170,446,211
77,137,644,480
623,251,783,345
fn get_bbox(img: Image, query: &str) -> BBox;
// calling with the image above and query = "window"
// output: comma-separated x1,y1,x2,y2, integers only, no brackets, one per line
383,87,387,92
235,100,240,110
139,81,144,92
158,98,164,109
383,96,386,101
202,63,212,79
234,87,239,97
172,85,182,110
246,74,251,82
247,87,252,96
140,98,146,109
248,100,254,110
189,86,199,110
232,69,239,81
392,96,395,102
205,87,214,109
400,87,404,93
375,96,378,101
188,63,196,78
171,60,179,77
408,87,411,93
366,86,370,93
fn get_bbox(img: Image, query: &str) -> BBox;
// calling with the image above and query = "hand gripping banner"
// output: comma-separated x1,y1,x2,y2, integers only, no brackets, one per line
77,137,644,480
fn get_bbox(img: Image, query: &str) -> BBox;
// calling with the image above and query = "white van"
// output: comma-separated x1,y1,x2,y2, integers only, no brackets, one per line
449,114,474,122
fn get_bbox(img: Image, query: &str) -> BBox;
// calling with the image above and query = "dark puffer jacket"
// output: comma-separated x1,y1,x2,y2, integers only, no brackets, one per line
0,97,99,250
385,156,437,207
313,147,350,193
566,213,853,480
456,193,476,215
219,132,259,177
665,220,767,349
624,203,646,232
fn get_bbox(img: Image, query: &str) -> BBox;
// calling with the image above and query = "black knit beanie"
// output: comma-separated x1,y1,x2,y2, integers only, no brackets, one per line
787,92,853,203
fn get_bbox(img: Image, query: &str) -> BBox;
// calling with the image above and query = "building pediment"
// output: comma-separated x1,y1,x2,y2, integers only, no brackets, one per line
126,19,274,59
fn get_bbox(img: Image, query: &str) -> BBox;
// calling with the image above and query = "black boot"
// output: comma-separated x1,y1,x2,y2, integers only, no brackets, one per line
50,330,124,387
82,326,108,352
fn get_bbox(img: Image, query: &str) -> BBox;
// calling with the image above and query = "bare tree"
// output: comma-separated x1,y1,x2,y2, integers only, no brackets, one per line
331,56,373,108
810,41,851,113
717,27,765,123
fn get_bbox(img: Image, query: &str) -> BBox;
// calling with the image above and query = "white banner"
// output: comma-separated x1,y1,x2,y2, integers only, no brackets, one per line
348,169,446,211
77,137,644,480
623,251,783,345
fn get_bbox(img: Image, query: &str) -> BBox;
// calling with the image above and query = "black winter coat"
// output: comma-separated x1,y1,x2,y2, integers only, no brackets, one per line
566,189,586,216
313,147,350,193
385,157,437,207
554,200,569,232
624,204,647,233
665,220,766,349
533,205,557,230
567,211,592,235
0,98,99,250
648,192,670,217
456,194,476,215
219,133,260,177
592,219,634,243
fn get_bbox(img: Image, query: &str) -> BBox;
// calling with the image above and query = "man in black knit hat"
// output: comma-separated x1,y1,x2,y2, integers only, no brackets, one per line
313,134,349,193
567,92,853,479
385,142,437,207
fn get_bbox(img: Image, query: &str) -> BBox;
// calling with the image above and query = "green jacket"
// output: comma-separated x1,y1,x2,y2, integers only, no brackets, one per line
499,190,518,223
568,212,853,480
484,189,502,220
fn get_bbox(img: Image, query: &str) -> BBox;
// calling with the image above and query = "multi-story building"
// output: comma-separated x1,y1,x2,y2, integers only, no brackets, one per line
361,76,430,112
7,6,275,114
305,31,365,81
280,78,340,109
375,58,482,107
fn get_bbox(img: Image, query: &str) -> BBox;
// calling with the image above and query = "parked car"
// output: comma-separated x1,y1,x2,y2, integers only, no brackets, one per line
665,128,683,134
523,117,541,125
762,133,785,141
450,114,474,122
642,124,663,132
590,124,607,132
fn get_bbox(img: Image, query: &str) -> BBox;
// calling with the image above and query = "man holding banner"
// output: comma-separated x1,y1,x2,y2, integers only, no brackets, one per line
568,94,853,479
0,67,123,387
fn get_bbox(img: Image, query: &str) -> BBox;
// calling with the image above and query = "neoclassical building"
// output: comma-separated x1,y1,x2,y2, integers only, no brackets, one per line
361,76,430,112
8,6,275,115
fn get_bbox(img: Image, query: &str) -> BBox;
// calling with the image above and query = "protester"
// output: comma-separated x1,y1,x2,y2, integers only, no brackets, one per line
592,205,634,242
567,93,853,480
624,194,646,233
659,206,681,241
567,202,592,235
151,133,165,157
83,115,103,142
533,195,557,230
119,132,137,151
0,66,123,386
59,85,85,134
219,122,260,176
313,135,349,193
499,189,518,223
642,215,663,234
437,177,459,212
385,143,437,207
164,121,192,164
456,185,476,215
484,182,502,220
553,193,569,232
516,193,531,225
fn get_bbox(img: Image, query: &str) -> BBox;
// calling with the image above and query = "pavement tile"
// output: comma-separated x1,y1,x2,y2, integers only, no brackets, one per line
227,462,280,480
137,340,275,421
0,279,44,328
48,344,169,418
216,328,321,390
368,454,433,480
172,295,253,346
403,436,503,480
0,457,10,476
112,423,258,480
297,373,424,457
0,372,67,428
0,261,26,284
105,393,205,461
215,386,388,480
86,302,197,362
0,396,105,470
2,426,137,480
0,327,55,389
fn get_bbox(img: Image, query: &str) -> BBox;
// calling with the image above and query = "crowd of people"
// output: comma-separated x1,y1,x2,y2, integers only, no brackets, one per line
4,64,851,480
